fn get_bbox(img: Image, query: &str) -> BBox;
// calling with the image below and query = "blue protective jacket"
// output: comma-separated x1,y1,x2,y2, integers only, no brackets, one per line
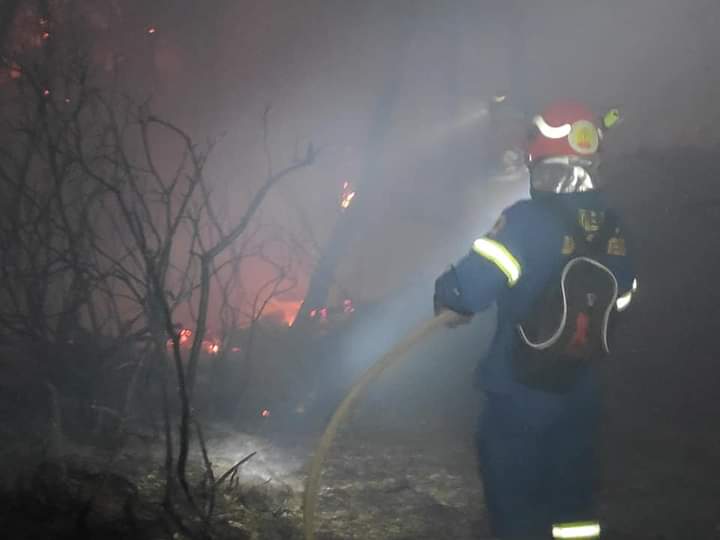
435,191,635,393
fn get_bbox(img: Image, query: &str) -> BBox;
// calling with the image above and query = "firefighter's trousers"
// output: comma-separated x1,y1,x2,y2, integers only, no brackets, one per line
476,373,601,539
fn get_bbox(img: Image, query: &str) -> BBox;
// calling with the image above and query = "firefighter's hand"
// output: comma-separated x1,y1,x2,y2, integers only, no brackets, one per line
433,294,473,327
434,266,474,326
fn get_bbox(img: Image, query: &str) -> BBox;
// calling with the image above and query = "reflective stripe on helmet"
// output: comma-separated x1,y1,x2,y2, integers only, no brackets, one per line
552,521,601,539
472,237,521,286
533,114,572,139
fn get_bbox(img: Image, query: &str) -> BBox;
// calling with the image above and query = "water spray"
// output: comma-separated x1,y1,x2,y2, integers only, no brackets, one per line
302,309,459,540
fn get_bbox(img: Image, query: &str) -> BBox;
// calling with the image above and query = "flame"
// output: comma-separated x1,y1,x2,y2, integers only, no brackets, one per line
308,307,329,322
167,328,193,349
265,298,303,327
179,328,192,344
308,299,354,322
200,333,221,354
260,409,271,418
340,181,356,210
340,192,355,209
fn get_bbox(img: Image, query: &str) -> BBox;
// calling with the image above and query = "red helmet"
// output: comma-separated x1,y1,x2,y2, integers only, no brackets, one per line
527,101,601,163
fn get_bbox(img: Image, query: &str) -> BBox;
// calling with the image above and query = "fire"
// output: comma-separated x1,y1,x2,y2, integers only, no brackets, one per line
340,181,356,210
308,299,354,322
166,329,222,356
308,307,328,322
147,26,157,35
265,298,303,327
179,328,192,344
260,409,271,418
201,335,221,355
167,328,193,349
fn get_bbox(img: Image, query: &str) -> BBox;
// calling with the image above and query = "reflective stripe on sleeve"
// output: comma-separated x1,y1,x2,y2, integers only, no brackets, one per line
472,237,522,286
616,291,632,311
616,278,638,312
552,521,601,539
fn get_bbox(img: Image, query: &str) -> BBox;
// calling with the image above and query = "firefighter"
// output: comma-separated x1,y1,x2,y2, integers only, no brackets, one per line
434,100,635,539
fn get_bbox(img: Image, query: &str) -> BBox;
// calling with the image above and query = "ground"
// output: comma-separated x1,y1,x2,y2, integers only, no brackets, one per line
310,429,487,540
4,406,720,540
3,319,720,539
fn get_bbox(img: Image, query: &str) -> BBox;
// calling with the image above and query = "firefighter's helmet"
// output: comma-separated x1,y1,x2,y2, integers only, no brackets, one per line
527,101,609,194
527,101,602,163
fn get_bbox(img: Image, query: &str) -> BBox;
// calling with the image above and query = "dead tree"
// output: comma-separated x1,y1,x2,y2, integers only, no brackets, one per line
72,97,315,533
0,7,316,535
3,4,317,535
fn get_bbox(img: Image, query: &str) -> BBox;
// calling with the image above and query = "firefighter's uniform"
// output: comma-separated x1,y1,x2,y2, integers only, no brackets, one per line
434,101,635,539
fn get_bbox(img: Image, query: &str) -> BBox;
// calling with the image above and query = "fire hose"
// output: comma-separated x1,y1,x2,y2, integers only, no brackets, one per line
302,309,460,540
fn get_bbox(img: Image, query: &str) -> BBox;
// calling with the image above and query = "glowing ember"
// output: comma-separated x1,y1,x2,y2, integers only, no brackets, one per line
9,64,22,80
340,181,356,210
41,32,50,40
260,409,271,418
147,26,157,34
208,343,220,355
231,346,241,353
42,88,50,97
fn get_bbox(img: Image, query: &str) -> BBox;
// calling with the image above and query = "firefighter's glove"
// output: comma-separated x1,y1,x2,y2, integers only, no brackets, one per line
434,266,473,327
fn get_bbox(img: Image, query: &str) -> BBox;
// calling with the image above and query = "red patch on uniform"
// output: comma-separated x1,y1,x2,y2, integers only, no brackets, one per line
568,311,590,351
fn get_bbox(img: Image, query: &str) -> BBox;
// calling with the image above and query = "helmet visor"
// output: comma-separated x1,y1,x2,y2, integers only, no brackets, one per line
529,156,600,194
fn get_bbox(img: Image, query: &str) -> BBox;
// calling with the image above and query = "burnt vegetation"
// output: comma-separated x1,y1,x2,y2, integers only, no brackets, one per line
0,3,318,538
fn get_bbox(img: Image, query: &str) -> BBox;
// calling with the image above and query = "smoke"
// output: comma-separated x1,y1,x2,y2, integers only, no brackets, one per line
78,0,720,434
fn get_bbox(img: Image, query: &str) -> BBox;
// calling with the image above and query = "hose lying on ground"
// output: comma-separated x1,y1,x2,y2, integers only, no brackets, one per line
302,310,459,540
